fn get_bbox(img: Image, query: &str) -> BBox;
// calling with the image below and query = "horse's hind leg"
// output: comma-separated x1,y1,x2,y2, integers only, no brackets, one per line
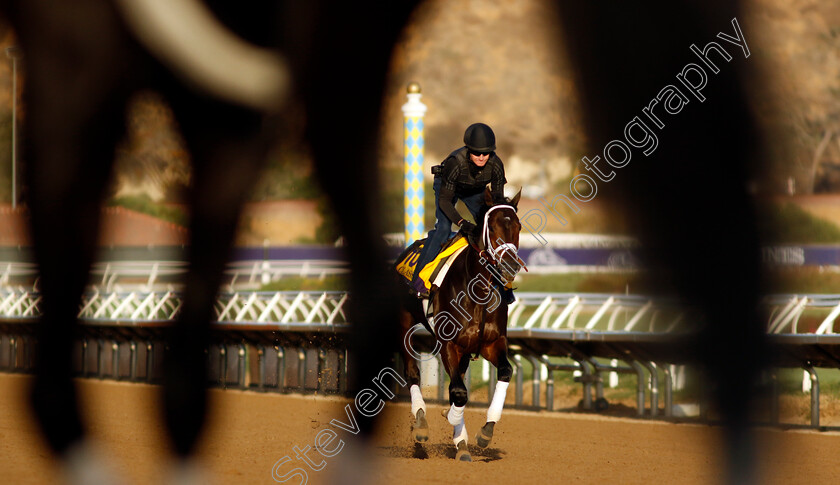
476,337,513,449
399,304,428,442
441,344,472,461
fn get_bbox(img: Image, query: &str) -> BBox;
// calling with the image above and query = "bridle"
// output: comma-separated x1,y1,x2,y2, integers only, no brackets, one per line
480,204,528,274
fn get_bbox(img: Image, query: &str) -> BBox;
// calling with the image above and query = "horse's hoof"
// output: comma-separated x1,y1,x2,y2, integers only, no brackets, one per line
455,440,472,462
413,409,429,443
475,421,495,448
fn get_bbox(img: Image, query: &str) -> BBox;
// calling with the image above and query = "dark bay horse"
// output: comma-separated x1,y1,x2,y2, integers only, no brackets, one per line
399,186,523,462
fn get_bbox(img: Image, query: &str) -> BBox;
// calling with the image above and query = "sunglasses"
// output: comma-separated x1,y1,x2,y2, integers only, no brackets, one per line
469,150,492,157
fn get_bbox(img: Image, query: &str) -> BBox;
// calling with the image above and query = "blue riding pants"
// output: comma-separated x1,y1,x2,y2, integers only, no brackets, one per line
411,175,484,282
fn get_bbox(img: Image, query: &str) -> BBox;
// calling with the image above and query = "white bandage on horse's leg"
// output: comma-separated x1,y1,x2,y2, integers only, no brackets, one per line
486,381,510,423
448,404,468,445
447,403,465,426
452,419,468,445
410,384,426,416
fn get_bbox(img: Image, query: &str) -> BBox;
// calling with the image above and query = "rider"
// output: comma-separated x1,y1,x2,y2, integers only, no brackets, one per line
410,122,515,303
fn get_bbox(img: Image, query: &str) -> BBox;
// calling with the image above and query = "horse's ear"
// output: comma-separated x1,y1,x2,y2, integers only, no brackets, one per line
510,188,522,209
484,185,493,206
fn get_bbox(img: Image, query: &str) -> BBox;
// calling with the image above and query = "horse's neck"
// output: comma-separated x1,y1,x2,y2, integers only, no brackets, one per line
463,246,493,288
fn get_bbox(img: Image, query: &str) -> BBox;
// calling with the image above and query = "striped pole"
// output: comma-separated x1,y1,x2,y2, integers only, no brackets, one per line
402,82,427,247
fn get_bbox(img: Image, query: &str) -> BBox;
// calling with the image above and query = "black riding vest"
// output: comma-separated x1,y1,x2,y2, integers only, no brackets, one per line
440,147,506,200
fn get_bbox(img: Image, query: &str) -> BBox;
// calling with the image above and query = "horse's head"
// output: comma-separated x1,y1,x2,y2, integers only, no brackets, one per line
479,186,527,283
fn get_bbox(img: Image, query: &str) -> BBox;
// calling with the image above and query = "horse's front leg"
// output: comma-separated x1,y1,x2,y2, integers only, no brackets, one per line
477,337,513,449
399,305,429,442
442,343,472,461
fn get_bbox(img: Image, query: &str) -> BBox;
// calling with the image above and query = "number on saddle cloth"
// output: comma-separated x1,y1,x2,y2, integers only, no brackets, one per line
395,239,426,281
395,235,469,288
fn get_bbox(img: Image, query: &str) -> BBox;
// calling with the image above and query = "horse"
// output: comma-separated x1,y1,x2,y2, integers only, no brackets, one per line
1,0,419,481
398,186,524,462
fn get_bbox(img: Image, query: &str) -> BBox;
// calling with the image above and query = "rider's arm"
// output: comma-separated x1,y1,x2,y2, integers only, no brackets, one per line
440,163,473,230
490,158,507,203
439,185,464,225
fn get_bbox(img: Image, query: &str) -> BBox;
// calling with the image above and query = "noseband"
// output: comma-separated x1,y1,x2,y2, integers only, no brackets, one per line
481,205,528,273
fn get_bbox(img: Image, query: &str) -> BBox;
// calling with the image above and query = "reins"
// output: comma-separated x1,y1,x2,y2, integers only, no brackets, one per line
465,204,525,360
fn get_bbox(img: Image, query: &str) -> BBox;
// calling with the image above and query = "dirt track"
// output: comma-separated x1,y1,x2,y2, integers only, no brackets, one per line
2,374,839,484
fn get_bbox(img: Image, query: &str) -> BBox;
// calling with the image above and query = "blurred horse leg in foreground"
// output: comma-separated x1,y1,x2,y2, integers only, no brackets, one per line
277,4,421,481
3,0,419,482
9,2,143,479
553,2,767,483
278,0,420,437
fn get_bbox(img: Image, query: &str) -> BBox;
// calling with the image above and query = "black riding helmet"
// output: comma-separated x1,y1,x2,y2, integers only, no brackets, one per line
463,123,496,153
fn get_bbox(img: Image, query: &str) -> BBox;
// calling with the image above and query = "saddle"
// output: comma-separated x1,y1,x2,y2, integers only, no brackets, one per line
395,234,470,293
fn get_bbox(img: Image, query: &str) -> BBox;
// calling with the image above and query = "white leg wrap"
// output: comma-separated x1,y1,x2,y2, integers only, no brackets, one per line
486,381,510,423
447,403,465,426
410,384,426,416
449,404,468,445
452,420,468,445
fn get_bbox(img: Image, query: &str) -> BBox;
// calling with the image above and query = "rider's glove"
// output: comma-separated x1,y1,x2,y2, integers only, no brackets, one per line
460,220,479,237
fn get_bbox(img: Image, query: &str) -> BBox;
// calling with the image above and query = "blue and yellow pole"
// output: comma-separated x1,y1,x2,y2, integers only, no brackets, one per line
402,82,427,247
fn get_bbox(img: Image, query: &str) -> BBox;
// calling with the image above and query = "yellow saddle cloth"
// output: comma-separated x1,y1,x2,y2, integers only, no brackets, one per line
396,235,470,292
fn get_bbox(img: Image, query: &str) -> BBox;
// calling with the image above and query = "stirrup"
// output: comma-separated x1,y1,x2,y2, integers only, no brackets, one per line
422,297,436,318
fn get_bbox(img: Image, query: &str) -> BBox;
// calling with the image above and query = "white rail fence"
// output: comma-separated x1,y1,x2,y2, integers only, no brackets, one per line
3,288,840,424
4,288,840,335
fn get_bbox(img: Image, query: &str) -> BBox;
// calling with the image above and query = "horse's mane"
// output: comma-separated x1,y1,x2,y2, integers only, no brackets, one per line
467,197,518,247
477,197,518,228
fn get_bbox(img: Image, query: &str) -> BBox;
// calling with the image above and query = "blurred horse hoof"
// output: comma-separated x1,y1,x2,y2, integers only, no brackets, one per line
455,440,472,462
60,439,121,485
166,457,216,485
475,421,495,448
413,408,429,443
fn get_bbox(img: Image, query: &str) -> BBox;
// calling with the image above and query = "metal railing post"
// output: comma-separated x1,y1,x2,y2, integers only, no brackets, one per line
276,347,286,392
643,361,659,417
337,348,347,395
660,362,672,417
805,366,820,427
112,341,120,379
220,344,227,388
297,348,306,392
145,341,154,381
513,354,524,407
525,355,541,408
627,360,646,417
258,346,266,392
238,343,247,390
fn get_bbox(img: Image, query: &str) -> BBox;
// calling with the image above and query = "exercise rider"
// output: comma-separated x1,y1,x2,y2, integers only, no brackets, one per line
410,122,515,303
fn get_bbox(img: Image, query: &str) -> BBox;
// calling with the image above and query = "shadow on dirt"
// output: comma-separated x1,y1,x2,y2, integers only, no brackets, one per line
378,443,505,462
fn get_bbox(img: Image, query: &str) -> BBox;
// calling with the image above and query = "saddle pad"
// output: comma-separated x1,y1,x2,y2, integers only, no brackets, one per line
395,235,469,291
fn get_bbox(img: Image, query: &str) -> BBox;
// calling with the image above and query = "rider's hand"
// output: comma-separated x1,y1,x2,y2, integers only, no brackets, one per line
460,221,478,236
